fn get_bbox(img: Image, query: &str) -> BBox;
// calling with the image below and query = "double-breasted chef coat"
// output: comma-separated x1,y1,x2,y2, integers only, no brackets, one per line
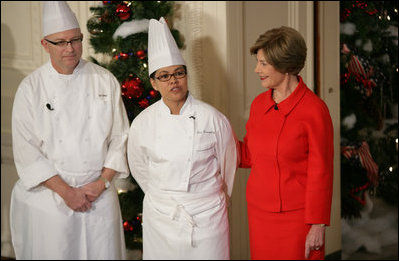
10,59,129,259
127,93,239,260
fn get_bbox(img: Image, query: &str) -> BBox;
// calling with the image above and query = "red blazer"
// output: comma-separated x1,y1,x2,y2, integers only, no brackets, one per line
240,76,334,225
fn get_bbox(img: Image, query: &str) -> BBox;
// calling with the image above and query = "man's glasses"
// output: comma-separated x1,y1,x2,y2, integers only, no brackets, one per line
44,37,83,48
155,70,187,82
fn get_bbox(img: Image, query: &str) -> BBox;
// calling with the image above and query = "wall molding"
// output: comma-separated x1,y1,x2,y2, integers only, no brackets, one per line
288,1,300,30
173,1,204,100
288,1,314,91
226,1,245,126
226,2,251,259
1,2,43,72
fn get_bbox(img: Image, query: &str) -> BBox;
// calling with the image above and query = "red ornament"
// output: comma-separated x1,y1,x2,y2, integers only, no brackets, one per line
122,76,144,99
119,52,129,60
136,50,146,60
116,4,131,21
138,98,150,108
149,90,158,98
123,221,134,231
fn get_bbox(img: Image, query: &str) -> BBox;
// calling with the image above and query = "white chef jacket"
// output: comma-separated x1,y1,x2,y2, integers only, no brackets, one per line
10,59,129,259
127,93,239,260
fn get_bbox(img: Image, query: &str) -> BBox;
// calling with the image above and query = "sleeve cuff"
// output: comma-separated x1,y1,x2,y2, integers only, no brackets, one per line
18,158,57,190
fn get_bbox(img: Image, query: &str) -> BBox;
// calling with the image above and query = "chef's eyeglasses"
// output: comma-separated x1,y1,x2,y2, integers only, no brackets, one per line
155,70,187,82
45,37,83,48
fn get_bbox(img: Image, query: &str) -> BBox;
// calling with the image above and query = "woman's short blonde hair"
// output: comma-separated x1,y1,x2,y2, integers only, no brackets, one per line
250,26,307,75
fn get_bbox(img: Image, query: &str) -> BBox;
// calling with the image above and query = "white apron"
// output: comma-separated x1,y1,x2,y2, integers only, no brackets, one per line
128,94,238,260
143,187,229,260
10,60,129,259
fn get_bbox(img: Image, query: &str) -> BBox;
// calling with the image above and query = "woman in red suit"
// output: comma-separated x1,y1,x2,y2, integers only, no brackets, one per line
240,26,334,260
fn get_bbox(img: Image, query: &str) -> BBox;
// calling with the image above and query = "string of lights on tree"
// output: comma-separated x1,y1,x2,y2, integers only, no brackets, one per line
340,1,398,219
87,1,183,250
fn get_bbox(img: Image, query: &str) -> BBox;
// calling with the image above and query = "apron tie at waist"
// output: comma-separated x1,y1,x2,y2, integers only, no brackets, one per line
171,200,197,247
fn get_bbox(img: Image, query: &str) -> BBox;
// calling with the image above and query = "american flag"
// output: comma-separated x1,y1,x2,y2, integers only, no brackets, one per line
341,141,379,186
348,55,377,96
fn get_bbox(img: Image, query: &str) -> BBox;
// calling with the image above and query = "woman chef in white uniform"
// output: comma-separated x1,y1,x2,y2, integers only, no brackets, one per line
127,17,239,259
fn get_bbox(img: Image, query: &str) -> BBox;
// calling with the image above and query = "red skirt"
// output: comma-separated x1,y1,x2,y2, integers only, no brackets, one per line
247,205,324,260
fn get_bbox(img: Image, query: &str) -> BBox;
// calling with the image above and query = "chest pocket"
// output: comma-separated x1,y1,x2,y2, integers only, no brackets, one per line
90,93,113,136
194,131,217,159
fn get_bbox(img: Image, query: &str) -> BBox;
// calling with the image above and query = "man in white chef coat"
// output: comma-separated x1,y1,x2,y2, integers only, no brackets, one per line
127,17,239,260
10,1,129,259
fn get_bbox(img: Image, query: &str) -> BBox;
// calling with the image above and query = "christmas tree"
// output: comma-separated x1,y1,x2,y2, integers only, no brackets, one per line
87,1,183,250
340,1,398,219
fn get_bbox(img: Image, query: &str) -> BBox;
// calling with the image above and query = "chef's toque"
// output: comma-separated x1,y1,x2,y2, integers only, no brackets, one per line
42,1,80,37
148,17,185,76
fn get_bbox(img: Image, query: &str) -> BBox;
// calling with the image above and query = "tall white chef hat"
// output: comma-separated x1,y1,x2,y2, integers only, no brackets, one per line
42,1,80,37
148,17,185,76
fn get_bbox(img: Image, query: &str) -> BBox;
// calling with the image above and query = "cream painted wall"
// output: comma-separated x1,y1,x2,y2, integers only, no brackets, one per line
316,2,341,256
1,1,341,259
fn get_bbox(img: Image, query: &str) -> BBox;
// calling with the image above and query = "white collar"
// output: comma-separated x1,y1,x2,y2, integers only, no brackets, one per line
159,92,196,118
47,58,85,79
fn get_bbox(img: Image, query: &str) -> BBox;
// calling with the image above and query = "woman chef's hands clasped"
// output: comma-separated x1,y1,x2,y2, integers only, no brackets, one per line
304,224,325,259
